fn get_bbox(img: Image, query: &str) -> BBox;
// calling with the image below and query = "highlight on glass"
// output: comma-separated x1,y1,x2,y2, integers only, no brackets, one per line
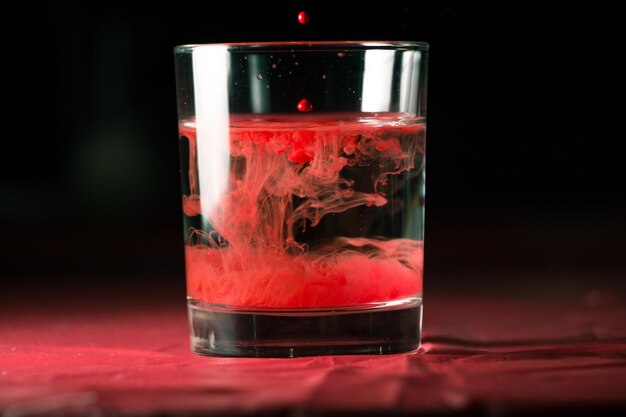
174,41,429,357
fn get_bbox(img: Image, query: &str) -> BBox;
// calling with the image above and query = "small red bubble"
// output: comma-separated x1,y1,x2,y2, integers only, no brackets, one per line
297,98,313,112
297,11,310,24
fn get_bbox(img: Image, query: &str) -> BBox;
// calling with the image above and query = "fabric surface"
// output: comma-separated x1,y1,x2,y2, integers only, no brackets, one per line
1,292,625,416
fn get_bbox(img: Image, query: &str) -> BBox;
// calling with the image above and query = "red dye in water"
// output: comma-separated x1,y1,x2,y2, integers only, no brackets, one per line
297,98,313,112
178,114,425,308
297,11,310,24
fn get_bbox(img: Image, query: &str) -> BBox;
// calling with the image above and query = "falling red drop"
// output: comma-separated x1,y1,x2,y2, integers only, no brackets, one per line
297,11,310,25
297,98,313,112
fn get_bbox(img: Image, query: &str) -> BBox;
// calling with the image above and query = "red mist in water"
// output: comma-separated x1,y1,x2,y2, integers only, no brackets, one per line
178,115,425,308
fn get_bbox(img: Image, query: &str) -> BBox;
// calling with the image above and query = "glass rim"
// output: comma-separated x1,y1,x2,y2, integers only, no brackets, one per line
174,40,429,54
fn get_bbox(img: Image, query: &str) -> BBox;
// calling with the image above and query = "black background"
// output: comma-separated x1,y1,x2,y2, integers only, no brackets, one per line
2,1,625,301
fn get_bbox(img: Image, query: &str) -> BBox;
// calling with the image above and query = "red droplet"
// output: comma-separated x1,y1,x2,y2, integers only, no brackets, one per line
297,98,313,112
297,11,310,24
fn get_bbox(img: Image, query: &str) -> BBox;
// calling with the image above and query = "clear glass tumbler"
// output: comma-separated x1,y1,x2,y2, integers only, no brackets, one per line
174,41,428,357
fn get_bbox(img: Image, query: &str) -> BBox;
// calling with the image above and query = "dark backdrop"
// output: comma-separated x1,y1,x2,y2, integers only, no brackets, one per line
2,1,625,302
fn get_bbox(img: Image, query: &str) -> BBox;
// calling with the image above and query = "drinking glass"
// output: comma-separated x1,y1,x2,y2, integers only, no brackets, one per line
174,41,428,357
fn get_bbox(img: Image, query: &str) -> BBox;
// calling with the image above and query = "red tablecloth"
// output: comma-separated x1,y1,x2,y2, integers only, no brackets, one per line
1,291,626,416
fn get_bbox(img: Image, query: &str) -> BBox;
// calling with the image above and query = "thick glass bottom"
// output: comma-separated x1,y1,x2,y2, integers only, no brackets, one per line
188,298,422,357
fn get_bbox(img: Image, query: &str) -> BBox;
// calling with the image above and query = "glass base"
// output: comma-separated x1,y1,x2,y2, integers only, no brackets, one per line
188,298,422,357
